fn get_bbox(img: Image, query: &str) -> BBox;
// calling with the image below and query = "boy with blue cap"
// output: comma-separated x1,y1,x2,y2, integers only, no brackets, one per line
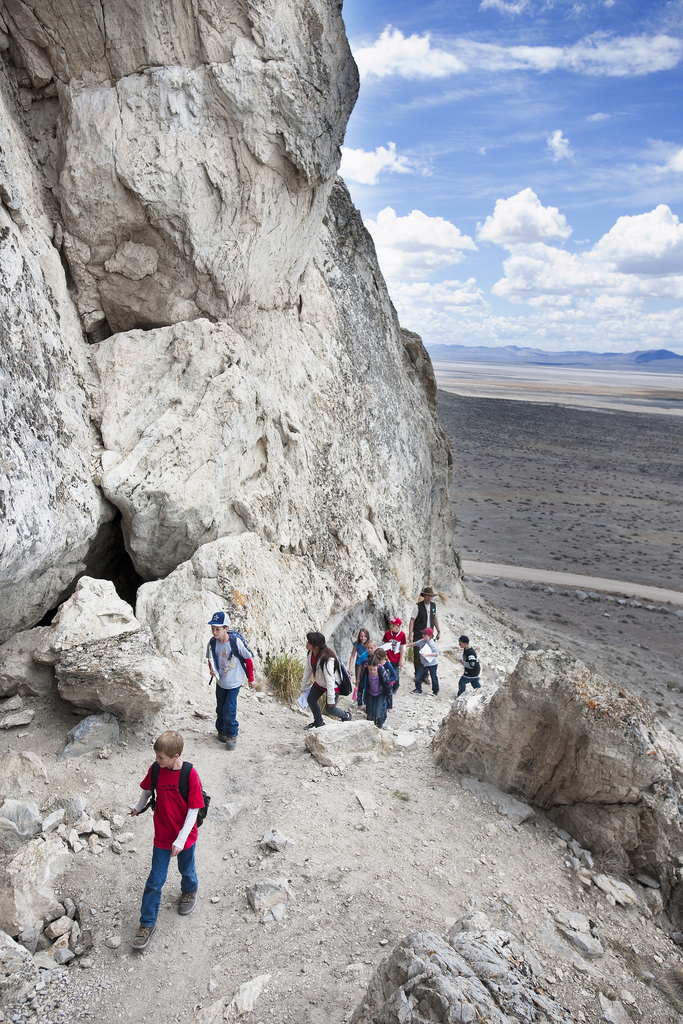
206,611,254,750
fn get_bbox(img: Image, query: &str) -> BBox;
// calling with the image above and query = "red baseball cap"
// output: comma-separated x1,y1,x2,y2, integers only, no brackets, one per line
390,616,402,626
422,627,434,637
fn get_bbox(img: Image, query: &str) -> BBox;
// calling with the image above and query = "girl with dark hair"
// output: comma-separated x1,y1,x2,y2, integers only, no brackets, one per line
348,627,369,703
302,632,353,730
357,650,392,729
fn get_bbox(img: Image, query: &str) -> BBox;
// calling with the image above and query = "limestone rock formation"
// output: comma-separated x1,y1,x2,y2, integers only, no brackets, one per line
433,650,683,918
33,576,140,665
0,800,42,852
0,0,457,651
351,923,575,1024
0,628,55,697
0,930,40,1009
0,834,69,935
55,627,176,720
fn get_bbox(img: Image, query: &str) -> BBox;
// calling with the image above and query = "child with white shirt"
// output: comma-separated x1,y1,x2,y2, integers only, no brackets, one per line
405,626,440,695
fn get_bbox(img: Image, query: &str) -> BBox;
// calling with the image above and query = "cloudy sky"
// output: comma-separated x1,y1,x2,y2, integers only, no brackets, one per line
339,0,683,353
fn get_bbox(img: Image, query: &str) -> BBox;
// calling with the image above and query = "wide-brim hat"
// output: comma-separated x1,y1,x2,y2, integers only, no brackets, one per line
420,586,436,597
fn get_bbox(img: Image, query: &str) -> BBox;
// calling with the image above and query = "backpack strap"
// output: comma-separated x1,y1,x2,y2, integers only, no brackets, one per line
148,761,160,810
179,761,192,804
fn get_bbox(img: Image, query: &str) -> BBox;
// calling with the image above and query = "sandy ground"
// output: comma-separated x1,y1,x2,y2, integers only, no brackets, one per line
433,360,683,416
4,599,683,1024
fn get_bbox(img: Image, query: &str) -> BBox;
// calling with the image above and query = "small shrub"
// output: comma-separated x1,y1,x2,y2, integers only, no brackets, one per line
265,652,304,704
394,790,411,802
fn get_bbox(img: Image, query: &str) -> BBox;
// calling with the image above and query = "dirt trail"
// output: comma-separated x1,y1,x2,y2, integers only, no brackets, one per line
10,596,683,1024
462,560,683,605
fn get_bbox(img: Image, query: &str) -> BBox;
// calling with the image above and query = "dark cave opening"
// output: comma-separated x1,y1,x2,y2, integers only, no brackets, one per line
36,513,147,626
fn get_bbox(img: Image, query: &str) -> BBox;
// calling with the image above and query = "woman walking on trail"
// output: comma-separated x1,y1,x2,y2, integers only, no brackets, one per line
302,631,353,730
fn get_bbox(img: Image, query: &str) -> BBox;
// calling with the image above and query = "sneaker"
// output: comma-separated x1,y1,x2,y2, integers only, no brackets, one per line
410,689,422,695
178,888,198,916
132,925,155,950
225,738,237,751
217,732,227,743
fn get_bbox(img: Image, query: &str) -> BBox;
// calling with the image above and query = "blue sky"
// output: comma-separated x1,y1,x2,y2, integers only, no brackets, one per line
339,0,683,353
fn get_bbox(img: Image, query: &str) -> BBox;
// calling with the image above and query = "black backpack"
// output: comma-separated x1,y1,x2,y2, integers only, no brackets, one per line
142,761,210,827
209,631,253,672
335,659,353,697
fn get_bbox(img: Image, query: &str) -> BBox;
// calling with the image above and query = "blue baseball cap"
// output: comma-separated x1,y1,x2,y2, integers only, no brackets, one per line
207,611,231,627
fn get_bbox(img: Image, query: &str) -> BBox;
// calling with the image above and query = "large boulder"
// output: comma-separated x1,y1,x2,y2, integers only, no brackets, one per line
351,924,574,1024
0,930,40,1009
0,835,69,935
433,651,683,914
0,628,55,697
0,752,48,803
61,713,120,758
304,721,394,768
0,800,42,853
55,627,177,720
33,576,140,666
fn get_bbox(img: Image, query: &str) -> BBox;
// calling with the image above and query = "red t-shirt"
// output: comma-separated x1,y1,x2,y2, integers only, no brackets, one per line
140,764,204,850
383,629,406,665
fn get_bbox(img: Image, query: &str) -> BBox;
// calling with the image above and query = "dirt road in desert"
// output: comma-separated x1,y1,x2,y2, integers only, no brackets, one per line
462,560,683,606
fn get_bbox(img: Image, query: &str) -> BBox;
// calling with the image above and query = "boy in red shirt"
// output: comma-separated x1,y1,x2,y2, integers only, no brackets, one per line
130,730,204,950
382,616,406,697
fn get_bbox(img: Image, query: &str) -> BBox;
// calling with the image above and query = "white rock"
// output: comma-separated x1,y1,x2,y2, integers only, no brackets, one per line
0,695,23,712
598,993,632,1024
104,241,159,281
34,577,140,666
0,629,56,698
44,916,73,941
41,809,65,834
246,879,292,917
0,752,48,802
56,628,177,721
229,973,271,1017
305,721,394,768
62,713,120,758
0,929,40,1006
0,834,69,934
0,709,35,730
92,819,112,839
261,828,292,853
460,777,535,825
593,875,638,907
0,800,42,852
354,790,378,813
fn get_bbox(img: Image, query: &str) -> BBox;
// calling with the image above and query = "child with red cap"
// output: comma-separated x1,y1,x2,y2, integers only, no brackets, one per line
382,617,406,702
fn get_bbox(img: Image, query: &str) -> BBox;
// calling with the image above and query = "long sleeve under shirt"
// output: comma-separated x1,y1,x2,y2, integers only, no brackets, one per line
301,653,337,703
134,791,199,849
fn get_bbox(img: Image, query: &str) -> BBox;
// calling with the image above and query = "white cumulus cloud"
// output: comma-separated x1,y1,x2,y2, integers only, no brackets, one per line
340,143,414,185
480,0,529,13
664,146,683,172
352,27,682,80
477,188,572,246
586,112,610,122
491,205,683,307
547,129,573,161
365,207,477,282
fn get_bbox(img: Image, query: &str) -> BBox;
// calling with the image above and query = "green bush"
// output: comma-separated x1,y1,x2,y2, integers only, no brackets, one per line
265,652,305,704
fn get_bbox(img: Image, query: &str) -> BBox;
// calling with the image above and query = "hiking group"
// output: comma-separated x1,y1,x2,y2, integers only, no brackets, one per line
129,593,481,952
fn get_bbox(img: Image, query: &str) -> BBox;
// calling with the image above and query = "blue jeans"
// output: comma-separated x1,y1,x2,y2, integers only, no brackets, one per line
215,683,240,737
415,664,439,694
366,692,388,728
140,844,198,927
458,675,481,696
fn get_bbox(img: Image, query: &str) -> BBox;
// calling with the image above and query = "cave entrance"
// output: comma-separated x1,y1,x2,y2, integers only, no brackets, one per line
36,513,146,626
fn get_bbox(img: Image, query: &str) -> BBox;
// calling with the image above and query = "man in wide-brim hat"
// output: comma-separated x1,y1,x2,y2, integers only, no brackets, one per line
408,586,441,684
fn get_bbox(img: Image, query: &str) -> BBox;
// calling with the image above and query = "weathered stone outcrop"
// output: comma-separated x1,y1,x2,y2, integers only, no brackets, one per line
1,0,457,645
55,627,176,720
0,834,69,935
0,628,55,697
351,922,575,1024
433,651,683,919
33,576,139,665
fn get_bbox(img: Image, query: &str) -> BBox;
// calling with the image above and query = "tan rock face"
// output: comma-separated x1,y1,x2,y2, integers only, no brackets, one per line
433,651,683,918
0,629,55,697
33,576,140,666
0,834,69,935
55,627,177,720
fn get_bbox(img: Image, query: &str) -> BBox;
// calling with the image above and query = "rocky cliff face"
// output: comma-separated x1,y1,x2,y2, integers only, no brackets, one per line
0,0,458,644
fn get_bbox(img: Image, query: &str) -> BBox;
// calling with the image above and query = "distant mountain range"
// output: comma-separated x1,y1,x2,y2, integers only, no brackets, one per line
426,345,683,373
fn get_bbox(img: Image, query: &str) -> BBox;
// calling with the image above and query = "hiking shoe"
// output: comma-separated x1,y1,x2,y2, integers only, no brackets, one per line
410,688,422,695
225,738,237,750
178,889,198,916
217,732,227,743
132,925,155,950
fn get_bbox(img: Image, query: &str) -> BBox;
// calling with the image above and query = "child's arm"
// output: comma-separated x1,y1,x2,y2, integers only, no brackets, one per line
348,646,357,673
130,790,151,817
172,807,200,856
